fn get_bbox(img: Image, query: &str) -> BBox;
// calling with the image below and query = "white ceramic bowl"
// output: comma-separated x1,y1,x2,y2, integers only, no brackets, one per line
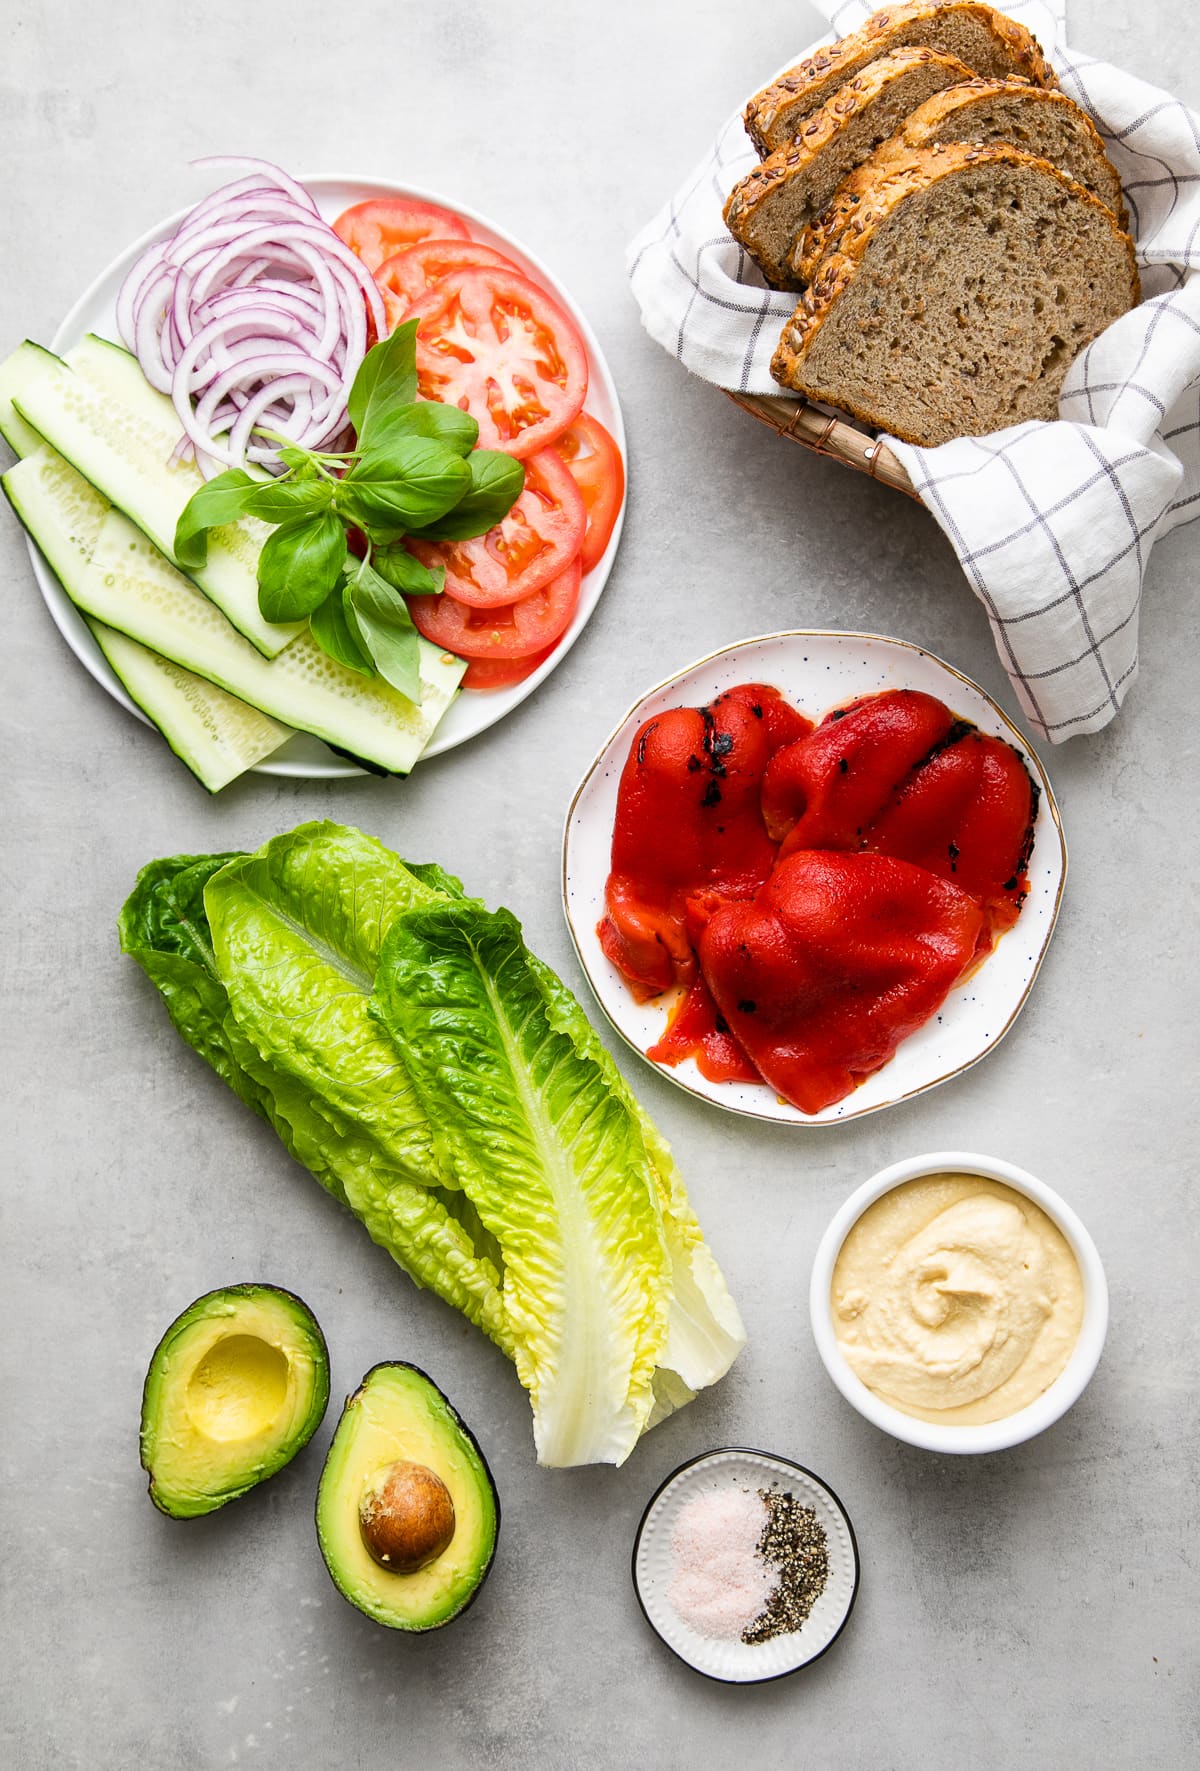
809,1152,1109,1454
563,631,1067,1126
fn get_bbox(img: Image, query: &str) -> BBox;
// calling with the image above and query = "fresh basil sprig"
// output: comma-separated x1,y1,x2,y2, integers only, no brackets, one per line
258,511,346,621
341,438,472,535
342,558,424,702
173,323,526,698
310,582,373,676
406,450,526,542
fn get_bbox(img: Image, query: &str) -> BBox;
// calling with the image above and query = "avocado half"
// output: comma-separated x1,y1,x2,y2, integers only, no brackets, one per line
140,1284,330,1519
316,1363,499,1631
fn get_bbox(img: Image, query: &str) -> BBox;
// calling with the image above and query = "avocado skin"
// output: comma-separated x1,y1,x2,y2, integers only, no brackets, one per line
316,1361,500,1631
140,1282,330,1520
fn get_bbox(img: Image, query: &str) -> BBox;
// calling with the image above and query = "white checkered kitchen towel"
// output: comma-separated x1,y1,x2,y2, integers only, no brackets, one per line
628,0,1200,741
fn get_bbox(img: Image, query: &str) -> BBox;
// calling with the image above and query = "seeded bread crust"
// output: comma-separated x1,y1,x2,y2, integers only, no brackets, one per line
790,79,1126,282
745,2,1057,156
724,47,977,288
770,141,1140,445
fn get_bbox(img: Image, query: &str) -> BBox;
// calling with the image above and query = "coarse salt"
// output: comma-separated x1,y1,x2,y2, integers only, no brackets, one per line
668,1486,776,1640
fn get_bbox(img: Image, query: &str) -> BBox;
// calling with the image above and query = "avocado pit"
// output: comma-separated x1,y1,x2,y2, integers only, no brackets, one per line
359,1460,456,1573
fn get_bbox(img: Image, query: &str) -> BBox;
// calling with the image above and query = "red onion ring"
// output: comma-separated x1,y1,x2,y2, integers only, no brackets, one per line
117,158,386,478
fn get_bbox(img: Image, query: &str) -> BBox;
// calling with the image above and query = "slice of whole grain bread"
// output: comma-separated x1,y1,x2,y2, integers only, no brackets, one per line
771,141,1139,446
791,79,1126,282
745,1,1056,157
725,47,977,288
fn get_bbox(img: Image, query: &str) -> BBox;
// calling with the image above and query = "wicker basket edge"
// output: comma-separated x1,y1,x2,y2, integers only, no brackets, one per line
724,390,919,500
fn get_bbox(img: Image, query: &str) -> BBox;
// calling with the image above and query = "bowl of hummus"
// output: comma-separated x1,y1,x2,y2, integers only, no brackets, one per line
809,1153,1108,1453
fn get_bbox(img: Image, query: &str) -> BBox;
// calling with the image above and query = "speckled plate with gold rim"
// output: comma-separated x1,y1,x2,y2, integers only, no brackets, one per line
562,631,1067,1126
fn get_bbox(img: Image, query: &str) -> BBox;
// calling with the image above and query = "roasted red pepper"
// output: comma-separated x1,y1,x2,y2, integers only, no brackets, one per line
598,684,811,998
697,850,988,1115
862,729,1037,931
762,689,956,851
600,679,1037,1114
646,972,760,1084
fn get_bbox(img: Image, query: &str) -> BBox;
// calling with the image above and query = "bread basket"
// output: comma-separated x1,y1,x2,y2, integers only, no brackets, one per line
723,390,917,498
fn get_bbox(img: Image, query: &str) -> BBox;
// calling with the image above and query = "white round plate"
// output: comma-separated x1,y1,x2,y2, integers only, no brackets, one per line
632,1448,860,1683
563,631,1067,1125
34,172,626,777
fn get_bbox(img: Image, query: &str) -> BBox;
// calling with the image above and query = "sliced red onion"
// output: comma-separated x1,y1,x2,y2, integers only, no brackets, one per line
117,159,386,477
191,156,319,216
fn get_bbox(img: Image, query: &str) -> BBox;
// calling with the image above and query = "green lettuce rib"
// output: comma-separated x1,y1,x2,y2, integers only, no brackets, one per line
527,954,747,1406
404,856,745,1404
371,901,672,1467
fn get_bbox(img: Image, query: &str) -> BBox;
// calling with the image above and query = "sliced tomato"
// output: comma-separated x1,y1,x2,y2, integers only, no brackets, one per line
461,645,556,691
410,558,581,660
407,447,585,608
555,414,625,573
404,268,588,457
377,239,522,329
333,199,470,273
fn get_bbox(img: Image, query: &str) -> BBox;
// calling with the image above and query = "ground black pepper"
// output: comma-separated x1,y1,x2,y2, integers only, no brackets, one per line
741,1487,829,1645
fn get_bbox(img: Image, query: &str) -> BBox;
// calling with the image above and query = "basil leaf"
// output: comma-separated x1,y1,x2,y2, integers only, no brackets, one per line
243,473,333,523
342,583,372,665
366,400,479,457
275,441,320,472
345,560,424,703
309,579,375,676
174,469,257,569
407,450,525,542
341,438,472,532
256,512,347,623
372,544,446,597
347,323,419,446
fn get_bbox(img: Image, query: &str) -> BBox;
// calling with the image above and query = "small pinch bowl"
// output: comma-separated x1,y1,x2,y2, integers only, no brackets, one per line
809,1151,1109,1454
631,1447,860,1683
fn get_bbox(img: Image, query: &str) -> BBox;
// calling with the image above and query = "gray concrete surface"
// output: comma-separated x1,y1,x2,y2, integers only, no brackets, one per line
2,3,1197,1766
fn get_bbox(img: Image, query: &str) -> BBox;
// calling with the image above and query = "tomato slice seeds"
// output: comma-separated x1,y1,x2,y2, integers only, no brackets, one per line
403,267,588,458
407,448,585,608
332,198,471,271
410,557,582,661
376,238,522,329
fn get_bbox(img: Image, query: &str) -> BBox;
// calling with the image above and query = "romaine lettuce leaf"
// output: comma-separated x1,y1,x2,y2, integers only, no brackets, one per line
227,1035,513,1352
371,900,672,1467
118,853,274,1123
203,822,443,1184
527,952,747,1401
119,836,512,1350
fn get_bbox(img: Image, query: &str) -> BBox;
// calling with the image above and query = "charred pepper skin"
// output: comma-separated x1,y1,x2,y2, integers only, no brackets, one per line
598,684,811,999
762,689,956,850
647,972,760,1084
862,729,1037,930
762,690,1037,930
698,850,987,1116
